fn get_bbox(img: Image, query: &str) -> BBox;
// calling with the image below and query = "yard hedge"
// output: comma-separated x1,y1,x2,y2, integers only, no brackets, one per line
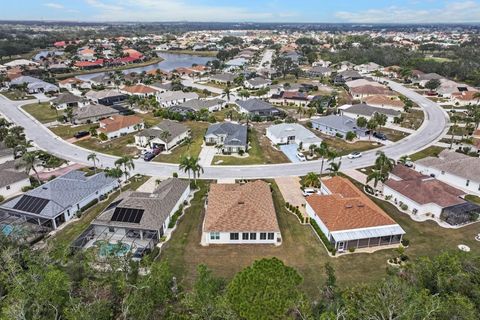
310,219,336,254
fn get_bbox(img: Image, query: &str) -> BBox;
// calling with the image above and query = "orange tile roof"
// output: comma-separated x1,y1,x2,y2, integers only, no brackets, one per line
204,181,280,233
122,84,158,94
451,91,480,101
307,177,397,231
98,115,143,134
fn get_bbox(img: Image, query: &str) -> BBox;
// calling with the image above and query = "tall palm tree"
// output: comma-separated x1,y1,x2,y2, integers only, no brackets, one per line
366,119,377,140
222,87,231,102
449,115,459,149
327,161,342,177
190,156,204,185
366,169,384,189
16,151,41,184
114,156,135,182
374,151,394,176
303,172,320,187
179,155,193,183
315,142,329,179
183,137,193,151
87,152,99,173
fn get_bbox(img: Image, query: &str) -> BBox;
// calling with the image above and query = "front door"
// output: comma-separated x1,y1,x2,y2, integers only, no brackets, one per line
337,241,345,252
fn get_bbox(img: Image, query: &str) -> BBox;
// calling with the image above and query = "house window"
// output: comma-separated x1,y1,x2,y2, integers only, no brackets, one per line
6,185,10,190
109,227,115,233
250,232,256,240
268,233,274,240
230,233,239,240
466,180,470,186
242,233,249,240
210,232,220,240
441,171,445,175
260,233,267,240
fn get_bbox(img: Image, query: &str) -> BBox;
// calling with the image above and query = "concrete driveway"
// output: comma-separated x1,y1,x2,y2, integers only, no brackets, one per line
275,176,306,215
198,145,216,166
279,144,299,163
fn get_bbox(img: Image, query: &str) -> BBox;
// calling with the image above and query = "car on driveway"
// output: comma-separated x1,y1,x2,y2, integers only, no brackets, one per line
302,188,318,197
143,152,155,162
373,132,387,140
296,152,307,162
347,152,362,159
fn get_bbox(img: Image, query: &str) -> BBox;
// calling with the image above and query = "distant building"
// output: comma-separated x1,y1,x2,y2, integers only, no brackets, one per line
97,115,144,139
205,122,248,154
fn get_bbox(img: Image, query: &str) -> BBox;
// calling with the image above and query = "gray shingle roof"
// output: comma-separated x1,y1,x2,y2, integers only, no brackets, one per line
51,93,83,105
311,115,362,133
73,104,119,121
236,99,277,113
206,122,248,147
210,73,236,83
416,150,480,182
136,120,189,143
0,170,117,218
93,178,189,231
343,104,401,117
178,98,224,111
0,160,29,188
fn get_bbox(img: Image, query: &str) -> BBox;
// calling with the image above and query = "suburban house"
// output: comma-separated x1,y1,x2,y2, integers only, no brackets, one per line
58,78,91,91
244,77,271,89
121,84,158,98
383,165,479,225
73,104,119,124
176,98,225,112
306,176,405,253
451,91,480,106
414,73,444,87
0,170,119,230
97,115,144,139
89,74,114,87
0,160,30,199
355,62,382,74
156,91,199,108
236,99,282,118
50,93,86,110
134,119,189,152
307,66,333,78
79,178,190,254
9,76,59,94
436,79,476,98
333,70,362,85
350,85,396,99
341,103,401,123
266,123,322,150
85,89,127,106
311,114,367,139
414,150,480,195
270,91,310,107
363,95,405,109
201,180,282,246
210,73,236,85
205,122,248,154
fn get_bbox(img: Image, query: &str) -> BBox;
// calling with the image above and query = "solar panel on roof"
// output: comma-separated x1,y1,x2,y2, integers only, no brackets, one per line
111,207,144,224
13,195,49,214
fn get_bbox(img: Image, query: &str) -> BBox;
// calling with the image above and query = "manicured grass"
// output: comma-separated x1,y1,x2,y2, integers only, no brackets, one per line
22,102,59,123
160,177,480,296
75,134,139,157
409,146,445,161
1,90,35,101
49,175,150,259
465,194,480,205
154,121,209,163
212,128,289,165
50,124,95,139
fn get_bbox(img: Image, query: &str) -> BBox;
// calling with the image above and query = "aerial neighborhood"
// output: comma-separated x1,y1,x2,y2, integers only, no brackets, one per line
0,17,479,319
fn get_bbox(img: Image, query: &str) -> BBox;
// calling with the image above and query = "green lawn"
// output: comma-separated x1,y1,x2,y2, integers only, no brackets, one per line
212,128,289,165
213,105,240,122
48,175,150,259
1,90,35,101
75,134,139,157
22,102,59,123
465,195,480,205
50,124,95,139
409,146,445,161
154,121,209,163
160,178,480,297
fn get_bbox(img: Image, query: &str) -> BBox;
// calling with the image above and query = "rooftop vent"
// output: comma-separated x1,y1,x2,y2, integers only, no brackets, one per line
345,204,353,209
238,200,245,205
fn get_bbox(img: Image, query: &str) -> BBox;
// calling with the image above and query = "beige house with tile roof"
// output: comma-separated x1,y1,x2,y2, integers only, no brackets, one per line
201,180,281,246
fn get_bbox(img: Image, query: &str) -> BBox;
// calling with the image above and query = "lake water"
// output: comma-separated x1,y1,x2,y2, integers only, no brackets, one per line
77,52,213,80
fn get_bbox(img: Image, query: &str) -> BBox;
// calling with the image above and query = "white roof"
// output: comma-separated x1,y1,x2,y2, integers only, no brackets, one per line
267,123,322,144
331,225,405,242
4,59,38,67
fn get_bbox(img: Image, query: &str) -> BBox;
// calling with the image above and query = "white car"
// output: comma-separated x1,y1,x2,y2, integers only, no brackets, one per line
296,152,306,162
302,188,318,197
347,152,362,159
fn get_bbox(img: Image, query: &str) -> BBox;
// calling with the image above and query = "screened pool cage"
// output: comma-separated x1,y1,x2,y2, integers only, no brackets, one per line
0,211,51,243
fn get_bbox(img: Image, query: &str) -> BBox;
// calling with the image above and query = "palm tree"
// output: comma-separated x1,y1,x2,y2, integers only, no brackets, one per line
16,151,41,184
309,144,316,157
105,167,123,179
114,156,135,182
449,115,459,149
366,169,384,189
366,119,377,140
222,87,231,101
327,161,342,177
87,152,99,173
183,137,193,151
374,151,394,176
303,172,320,187
398,155,409,164
190,156,204,185
179,155,193,182
315,142,329,179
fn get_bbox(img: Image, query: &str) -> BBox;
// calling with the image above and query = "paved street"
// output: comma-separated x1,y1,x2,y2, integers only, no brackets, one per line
0,79,449,179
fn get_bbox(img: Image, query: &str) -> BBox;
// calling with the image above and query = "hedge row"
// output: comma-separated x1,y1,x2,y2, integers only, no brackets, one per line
168,205,184,229
285,202,305,223
80,198,99,213
310,219,336,255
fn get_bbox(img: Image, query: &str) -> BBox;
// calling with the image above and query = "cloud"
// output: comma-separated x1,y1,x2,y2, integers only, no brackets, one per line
83,0,297,22
43,2,64,9
335,1,480,23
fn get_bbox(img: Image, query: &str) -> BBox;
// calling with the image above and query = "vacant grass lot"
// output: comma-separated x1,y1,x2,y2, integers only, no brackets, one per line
409,145,445,161
212,128,289,165
380,127,409,142
75,134,139,157
160,178,480,296
22,102,59,123
1,90,35,101
400,110,424,130
154,121,209,163
49,175,150,259
319,134,382,156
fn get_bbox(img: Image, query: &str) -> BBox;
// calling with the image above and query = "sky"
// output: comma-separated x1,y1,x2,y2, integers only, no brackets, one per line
1,0,480,23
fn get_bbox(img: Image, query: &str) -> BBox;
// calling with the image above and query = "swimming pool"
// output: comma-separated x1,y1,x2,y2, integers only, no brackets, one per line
95,241,131,257
1,225,14,237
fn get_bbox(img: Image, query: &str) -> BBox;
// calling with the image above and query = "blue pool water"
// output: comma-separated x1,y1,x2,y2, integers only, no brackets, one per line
1,225,14,236
95,241,131,257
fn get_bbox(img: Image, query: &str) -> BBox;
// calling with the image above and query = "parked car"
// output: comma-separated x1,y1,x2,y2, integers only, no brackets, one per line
296,152,306,162
302,188,318,197
143,152,155,162
347,152,362,159
373,132,387,140
152,148,161,155
74,131,89,139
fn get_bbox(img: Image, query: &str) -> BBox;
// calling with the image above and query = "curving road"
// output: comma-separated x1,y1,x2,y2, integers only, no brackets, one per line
0,79,449,179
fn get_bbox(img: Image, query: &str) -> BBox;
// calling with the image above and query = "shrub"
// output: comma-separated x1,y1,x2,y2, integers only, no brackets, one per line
22,186,34,192
385,195,393,201
345,131,356,141
99,133,108,141
305,121,312,128
172,172,178,178
168,205,184,228
400,203,408,211
81,198,99,212
401,238,410,247
310,220,335,253
0,195,4,203
238,149,245,156
348,247,356,253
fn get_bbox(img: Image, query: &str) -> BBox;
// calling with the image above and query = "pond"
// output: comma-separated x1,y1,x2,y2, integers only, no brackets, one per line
77,52,214,80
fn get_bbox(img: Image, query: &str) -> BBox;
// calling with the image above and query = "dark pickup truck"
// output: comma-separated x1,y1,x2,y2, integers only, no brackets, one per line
74,131,89,139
